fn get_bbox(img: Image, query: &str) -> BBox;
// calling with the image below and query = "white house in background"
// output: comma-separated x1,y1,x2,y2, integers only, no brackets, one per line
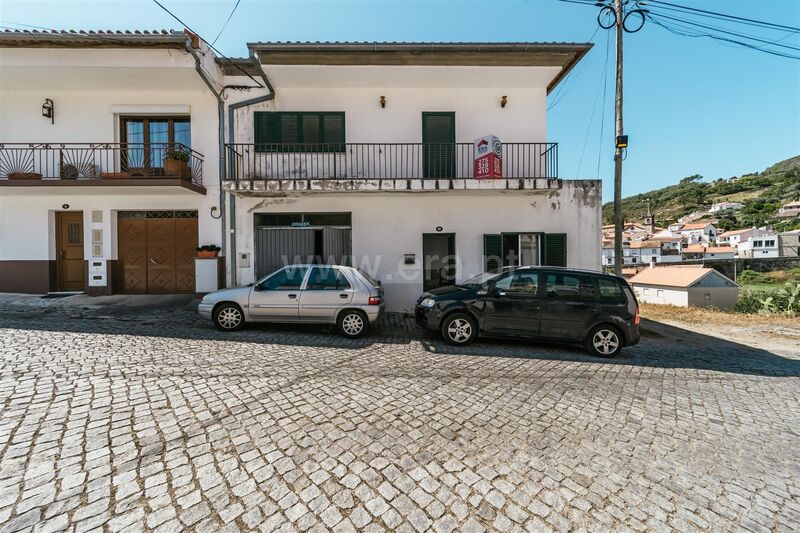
675,222,718,245
682,245,736,260
214,40,599,312
737,235,779,258
629,266,739,310
0,30,222,295
777,200,800,218
717,227,770,248
778,230,800,257
602,240,633,266
709,201,743,213
629,240,662,265
650,236,683,263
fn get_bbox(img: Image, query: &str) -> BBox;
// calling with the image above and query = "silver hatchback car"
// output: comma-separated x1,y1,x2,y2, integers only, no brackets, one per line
198,265,384,338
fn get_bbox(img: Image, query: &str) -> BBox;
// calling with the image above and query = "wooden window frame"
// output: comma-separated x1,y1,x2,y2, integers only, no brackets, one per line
254,111,346,153
119,116,191,147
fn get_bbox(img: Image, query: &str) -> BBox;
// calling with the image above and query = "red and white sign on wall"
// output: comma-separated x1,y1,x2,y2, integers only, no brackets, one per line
473,135,502,179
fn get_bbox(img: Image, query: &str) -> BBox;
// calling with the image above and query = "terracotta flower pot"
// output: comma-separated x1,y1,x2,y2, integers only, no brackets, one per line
197,250,218,258
164,159,190,179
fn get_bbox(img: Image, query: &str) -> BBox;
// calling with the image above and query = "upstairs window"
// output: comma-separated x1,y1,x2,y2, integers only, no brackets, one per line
254,112,345,152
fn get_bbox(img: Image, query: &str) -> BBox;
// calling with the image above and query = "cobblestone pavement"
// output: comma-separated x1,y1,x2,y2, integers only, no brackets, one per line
0,294,798,533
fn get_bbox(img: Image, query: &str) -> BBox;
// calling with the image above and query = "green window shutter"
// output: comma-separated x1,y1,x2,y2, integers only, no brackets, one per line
543,233,567,267
279,114,300,144
302,114,321,145
484,234,502,271
322,113,345,150
254,112,278,152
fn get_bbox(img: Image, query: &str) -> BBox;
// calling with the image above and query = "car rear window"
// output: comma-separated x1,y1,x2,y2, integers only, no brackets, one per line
597,278,624,303
356,269,380,288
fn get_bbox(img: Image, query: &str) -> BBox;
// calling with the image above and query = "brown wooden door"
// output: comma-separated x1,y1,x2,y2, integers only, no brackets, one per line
56,212,85,291
118,211,197,294
175,217,198,293
118,217,148,293
146,218,177,293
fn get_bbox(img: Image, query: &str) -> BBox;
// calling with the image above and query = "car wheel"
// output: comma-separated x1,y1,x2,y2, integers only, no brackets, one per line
338,310,369,339
586,325,623,357
213,303,245,331
441,313,477,346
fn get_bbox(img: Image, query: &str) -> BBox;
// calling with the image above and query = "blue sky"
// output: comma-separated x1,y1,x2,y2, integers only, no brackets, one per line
1,0,798,201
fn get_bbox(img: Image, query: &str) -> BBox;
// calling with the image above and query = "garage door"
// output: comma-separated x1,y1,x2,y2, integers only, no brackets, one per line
118,211,198,293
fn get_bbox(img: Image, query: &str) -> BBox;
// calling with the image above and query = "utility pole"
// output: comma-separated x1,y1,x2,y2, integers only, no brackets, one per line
612,0,625,276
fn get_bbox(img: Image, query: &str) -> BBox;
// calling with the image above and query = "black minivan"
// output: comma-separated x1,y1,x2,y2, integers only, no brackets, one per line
414,267,640,357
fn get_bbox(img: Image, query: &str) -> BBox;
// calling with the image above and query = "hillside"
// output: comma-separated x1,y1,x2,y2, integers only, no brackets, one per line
602,155,800,232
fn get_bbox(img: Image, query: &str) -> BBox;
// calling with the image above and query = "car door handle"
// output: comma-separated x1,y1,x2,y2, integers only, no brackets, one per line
288,294,297,299
339,294,348,299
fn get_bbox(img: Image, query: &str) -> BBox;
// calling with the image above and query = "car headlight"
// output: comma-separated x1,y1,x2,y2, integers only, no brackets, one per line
419,298,437,308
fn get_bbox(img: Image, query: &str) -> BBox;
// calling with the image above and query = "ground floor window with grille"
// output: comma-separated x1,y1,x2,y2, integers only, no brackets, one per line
483,233,567,271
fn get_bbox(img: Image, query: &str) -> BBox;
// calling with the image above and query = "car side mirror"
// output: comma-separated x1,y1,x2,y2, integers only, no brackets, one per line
486,280,500,297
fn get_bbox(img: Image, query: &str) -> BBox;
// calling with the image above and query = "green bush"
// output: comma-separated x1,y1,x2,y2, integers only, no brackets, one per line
736,282,800,316
736,270,765,284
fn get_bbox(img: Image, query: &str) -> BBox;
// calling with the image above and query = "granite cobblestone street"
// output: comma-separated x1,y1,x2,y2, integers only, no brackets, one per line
0,294,798,532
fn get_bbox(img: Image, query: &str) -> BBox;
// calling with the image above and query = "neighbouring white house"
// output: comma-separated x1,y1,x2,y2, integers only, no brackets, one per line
777,200,800,218
675,222,718,245
682,245,736,260
221,41,599,311
737,235,779,258
629,266,739,310
717,227,771,248
778,230,800,257
709,201,743,214
0,30,223,296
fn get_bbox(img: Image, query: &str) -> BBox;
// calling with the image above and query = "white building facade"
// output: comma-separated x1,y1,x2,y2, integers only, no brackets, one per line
0,31,224,295
1,36,601,312
221,42,599,311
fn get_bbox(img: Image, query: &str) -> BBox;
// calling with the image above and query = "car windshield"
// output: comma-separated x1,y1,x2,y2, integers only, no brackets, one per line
356,269,381,288
458,269,511,287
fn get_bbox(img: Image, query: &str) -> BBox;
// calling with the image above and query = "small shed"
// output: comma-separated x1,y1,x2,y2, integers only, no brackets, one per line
629,266,739,310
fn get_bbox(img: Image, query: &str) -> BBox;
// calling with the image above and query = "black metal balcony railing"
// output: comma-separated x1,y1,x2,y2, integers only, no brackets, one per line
225,142,557,181
0,143,204,186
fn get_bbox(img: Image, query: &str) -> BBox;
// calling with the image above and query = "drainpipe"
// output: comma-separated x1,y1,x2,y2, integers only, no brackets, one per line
225,46,275,286
186,37,227,284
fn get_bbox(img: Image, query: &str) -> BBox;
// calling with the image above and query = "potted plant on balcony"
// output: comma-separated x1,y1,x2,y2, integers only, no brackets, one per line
196,244,221,258
164,147,191,179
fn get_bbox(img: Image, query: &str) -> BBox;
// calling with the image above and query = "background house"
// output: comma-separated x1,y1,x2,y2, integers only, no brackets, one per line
629,266,739,310
737,235,780,258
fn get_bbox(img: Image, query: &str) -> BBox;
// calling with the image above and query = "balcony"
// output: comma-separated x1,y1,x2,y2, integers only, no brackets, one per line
224,142,558,195
0,143,205,193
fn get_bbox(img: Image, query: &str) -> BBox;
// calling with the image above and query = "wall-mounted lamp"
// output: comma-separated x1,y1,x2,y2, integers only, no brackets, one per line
42,98,54,124
379,96,387,109
500,95,508,108
210,206,222,220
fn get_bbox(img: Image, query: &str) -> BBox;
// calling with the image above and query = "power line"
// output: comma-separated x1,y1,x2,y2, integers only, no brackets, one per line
548,24,601,110
647,11,800,52
151,0,263,87
645,0,800,33
646,13,800,60
576,29,611,178
211,0,242,47
596,28,611,180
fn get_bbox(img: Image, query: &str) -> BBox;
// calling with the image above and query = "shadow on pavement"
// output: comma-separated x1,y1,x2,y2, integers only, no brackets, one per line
1,294,798,377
